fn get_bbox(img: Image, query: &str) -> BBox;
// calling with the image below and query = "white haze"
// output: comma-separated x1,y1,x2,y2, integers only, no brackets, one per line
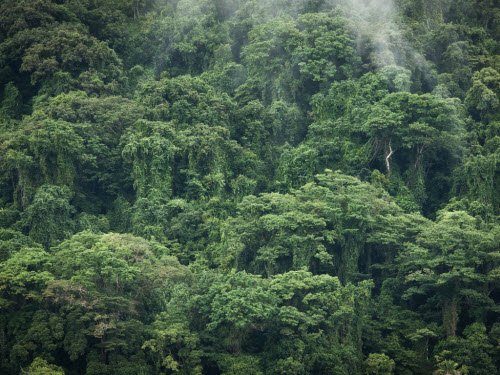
170,0,435,83
341,0,401,67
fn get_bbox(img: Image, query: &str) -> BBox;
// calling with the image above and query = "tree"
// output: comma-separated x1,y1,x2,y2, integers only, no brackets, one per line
398,211,499,338
21,185,75,248
22,357,64,375
365,353,396,375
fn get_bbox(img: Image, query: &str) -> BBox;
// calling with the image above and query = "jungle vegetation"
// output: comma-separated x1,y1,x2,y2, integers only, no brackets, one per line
0,0,499,374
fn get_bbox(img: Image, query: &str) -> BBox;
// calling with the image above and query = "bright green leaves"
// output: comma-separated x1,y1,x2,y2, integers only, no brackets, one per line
362,92,463,173
207,272,277,334
48,232,185,303
218,190,333,276
0,231,188,373
295,13,358,83
217,171,405,280
0,1,499,374
22,357,65,375
0,246,52,308
267,270,373,375
143,319,203,374
365,353,395,375
150,268,373,374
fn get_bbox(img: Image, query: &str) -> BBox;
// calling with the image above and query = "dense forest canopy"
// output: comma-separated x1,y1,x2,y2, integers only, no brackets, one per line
0,0,499,374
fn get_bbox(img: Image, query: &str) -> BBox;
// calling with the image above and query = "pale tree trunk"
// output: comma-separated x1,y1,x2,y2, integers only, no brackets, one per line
385,140,395,176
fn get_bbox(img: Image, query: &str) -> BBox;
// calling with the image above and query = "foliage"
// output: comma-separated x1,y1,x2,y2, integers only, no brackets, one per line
0,0,499,374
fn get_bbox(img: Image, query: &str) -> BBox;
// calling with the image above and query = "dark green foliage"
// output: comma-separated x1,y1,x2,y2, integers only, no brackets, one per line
0,0,499,374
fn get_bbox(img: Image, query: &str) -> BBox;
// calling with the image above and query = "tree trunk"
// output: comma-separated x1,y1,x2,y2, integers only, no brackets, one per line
414,144,424,169
385,141,395,176
443,295,458,337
